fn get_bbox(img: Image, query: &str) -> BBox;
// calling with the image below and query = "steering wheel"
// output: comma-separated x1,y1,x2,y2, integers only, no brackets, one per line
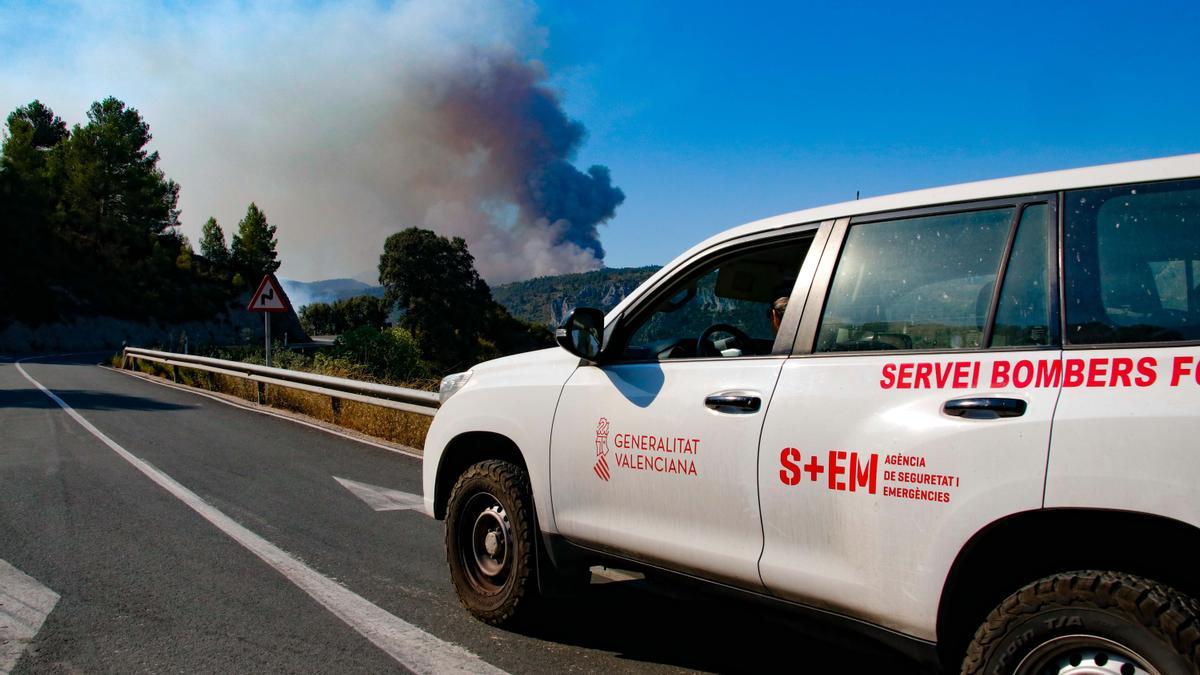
696,323,754,357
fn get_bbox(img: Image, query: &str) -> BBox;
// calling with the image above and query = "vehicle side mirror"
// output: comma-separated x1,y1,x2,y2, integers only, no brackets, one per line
556,307,605,361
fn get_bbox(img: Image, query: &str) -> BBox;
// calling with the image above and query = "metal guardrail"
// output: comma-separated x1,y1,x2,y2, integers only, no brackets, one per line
122,347,440,416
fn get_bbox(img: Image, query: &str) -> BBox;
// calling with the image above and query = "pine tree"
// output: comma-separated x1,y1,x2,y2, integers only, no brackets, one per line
175,233,194,272
1,101,69,320
2,100,67,211
1,97,245,324
46,97,182,313
57,97,180,248
199,217,230,267
7,100,68,150
230,202,280,280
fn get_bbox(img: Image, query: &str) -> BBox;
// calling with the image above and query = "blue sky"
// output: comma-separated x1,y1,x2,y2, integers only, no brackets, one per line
1,0,1197,280
538,1,1200,268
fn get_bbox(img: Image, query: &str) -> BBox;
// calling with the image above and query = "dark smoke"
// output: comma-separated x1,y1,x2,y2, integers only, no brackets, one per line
430,51,625,268
529,162,622,260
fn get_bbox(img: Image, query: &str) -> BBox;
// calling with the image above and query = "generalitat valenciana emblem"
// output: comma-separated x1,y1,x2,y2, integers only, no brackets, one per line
594,417,611,481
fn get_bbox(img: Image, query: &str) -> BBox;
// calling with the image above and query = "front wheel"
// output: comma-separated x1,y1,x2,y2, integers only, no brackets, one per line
962,571,1199,675
444,460,536,626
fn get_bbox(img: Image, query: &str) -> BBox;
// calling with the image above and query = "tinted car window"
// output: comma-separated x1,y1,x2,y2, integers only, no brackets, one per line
1064,179,1200,344
991,203,1054,347
816,208,1013,352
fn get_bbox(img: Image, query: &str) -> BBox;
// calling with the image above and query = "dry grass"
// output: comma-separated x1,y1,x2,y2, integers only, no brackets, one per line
125,358,432,450
333,399,432,448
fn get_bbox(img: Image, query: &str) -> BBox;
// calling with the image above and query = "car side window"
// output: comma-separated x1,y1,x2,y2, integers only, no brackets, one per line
991,203,1055,347
1064,178,1200,345
816,208,1013,352
619,238,813,361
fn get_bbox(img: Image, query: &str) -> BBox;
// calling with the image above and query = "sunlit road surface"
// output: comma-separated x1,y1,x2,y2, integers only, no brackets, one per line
0,354,925,673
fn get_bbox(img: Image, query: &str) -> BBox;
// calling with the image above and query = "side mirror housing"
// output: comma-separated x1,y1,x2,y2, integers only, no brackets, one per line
556,307,605,361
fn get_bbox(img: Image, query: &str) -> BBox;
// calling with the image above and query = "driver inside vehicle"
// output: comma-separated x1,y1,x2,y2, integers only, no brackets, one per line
699,293,790,357
770,296,788,334
619,237,812,361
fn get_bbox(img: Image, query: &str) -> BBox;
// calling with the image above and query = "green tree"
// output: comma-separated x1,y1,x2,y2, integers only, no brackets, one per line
484,304,554,355
7,100,68,150
56,97,180,248
2,101,68,220
2,118,46,197
43,96,182,316
199,217,230,267
298,301,334,335
175,233,194,272
1,101,69,321
230,202,279,280
299,295,390,336
1,96,243,326
378,228,493,370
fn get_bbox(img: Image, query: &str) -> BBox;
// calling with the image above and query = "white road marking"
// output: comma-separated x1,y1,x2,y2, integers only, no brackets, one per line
103,365,423,460
0,559,60,674
15,360,504,675
335,477,428,513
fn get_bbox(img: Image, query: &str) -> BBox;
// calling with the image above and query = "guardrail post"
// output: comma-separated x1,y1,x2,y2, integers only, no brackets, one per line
330,396,342,419
257,382,266,405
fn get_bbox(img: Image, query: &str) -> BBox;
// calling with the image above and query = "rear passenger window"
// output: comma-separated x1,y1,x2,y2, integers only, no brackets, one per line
1064,179,1200,344
816,208,1012,352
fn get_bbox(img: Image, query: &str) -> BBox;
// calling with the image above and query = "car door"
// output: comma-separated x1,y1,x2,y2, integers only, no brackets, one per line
1047,178,1200,529
757,198,1062,639
549,223,829,589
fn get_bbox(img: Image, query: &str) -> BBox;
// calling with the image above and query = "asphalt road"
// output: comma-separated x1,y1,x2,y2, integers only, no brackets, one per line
0,354,925,673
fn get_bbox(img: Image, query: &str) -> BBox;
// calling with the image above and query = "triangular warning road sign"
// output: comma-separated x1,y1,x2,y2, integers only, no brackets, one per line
248,274,293,313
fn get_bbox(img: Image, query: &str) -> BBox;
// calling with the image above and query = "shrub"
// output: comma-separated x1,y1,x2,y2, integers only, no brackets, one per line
331,325,429,383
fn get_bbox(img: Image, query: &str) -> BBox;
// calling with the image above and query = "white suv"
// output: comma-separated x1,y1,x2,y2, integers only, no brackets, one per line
424,154,1200,674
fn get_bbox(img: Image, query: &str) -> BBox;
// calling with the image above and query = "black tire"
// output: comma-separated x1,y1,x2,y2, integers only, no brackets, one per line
444,459,537,626
962,571,1200,675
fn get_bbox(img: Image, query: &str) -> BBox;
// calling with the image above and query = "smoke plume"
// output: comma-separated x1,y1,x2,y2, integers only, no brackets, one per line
400,46,625,280
0,1,624,283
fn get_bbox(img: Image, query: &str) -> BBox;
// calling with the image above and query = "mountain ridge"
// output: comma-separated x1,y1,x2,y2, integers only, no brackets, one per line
279,278,385,308
286,266,661,328
491,266,660,327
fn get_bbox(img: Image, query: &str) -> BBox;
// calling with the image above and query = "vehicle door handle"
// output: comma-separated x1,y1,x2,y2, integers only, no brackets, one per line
942,397,1027,420
705,392,761,413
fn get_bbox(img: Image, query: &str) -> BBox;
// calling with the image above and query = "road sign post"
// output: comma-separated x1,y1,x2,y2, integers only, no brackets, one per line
248,274,293,381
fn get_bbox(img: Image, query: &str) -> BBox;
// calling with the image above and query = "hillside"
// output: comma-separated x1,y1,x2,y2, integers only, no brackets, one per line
280,278,384,307
491,266,660,327
289,265,661,330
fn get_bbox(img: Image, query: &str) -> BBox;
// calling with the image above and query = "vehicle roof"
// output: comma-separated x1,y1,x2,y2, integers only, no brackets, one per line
608,152,1200,320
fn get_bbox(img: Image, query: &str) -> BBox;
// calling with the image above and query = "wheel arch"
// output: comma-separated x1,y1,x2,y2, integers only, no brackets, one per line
936,508,1200,667
433,431,528,520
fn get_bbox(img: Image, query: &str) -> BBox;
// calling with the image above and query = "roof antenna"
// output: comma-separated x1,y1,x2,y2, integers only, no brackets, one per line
856,190,860,200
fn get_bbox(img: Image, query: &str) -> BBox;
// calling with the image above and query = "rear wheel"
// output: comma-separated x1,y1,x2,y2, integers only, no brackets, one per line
962,571,1199,675
444,460,536,626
